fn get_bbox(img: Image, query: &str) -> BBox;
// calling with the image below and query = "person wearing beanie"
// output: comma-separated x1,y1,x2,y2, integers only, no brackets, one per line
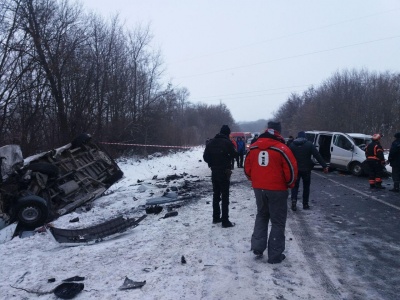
388,132,400,192
267,121,282,133
365,133,386,189
203,125,237,228
244,121,298,264
289,131,328,211
220,125,231,136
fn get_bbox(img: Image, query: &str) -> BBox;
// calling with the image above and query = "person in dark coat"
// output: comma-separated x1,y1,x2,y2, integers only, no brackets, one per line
236,137,246,168
286,136,294,147
251,134,259,144
388,132,400,192
365,134,386,189
203,125,237,228
289,131,328,211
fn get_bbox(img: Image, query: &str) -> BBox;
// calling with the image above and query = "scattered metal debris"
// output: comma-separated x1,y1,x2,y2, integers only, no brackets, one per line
145,205,163,214
161,211,178,219
118,277,146,290
48,215,147,245
54,282,84,299
63,276,85,282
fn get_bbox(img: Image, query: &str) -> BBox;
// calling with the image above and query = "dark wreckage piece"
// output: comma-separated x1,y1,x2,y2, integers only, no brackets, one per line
119,276,146,290
48,215,147,245
54,282,84,299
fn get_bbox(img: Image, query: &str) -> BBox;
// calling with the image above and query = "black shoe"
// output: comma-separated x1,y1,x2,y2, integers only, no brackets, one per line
212,218,222,224
222,221,235,228
253,250,263,259
267,254,286,264
291,202,297,211
303,204,310,210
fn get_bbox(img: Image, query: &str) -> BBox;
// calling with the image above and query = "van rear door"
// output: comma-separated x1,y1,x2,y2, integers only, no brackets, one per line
330,133,354,168
314,133,332,164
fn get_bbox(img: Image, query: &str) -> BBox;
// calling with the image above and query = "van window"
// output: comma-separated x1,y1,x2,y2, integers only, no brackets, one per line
333,135,352,150
352,137,372,147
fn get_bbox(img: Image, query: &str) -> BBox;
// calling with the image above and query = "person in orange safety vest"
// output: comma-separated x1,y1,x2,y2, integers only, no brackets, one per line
365,134,386,189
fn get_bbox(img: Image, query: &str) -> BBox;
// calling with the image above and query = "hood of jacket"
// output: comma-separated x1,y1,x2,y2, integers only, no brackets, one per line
257,129,285,145
293,137,308,146
252,135,285,150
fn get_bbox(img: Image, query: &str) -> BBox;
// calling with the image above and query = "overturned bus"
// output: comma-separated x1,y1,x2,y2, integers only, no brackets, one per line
0,134,123,230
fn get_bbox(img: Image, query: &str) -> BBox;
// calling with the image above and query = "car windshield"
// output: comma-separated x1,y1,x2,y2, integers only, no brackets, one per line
351,137,372,146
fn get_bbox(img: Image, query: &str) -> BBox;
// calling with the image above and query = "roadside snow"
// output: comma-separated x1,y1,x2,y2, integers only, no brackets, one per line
0,146,335,300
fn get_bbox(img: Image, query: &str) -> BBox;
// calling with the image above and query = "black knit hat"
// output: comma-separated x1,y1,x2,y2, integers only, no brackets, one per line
267,121,281,133
220,125,231,136
297,131,306,138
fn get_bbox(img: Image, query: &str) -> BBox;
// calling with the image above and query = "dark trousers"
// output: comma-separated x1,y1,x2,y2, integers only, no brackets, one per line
236,153,244,167
367,160,384,184
251,189,288,261
391,166,400,183
211,169,231,221
291,170,311,205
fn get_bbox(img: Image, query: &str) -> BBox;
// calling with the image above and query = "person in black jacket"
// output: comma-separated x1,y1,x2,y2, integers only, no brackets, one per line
388,132,400,192
289,131,328,211
203,125,237,228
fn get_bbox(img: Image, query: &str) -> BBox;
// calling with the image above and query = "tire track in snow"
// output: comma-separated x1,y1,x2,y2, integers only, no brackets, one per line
288,209,343,299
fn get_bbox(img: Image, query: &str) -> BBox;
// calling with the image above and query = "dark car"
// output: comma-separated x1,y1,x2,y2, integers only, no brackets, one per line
0,134,123,229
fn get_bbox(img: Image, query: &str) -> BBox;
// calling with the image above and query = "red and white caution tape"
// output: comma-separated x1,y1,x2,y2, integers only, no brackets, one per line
100,142,194,149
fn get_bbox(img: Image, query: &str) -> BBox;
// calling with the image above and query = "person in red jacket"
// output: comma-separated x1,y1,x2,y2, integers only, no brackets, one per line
244,121,298,264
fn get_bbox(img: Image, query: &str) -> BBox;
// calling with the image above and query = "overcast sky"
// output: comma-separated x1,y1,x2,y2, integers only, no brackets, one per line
82,0,400,123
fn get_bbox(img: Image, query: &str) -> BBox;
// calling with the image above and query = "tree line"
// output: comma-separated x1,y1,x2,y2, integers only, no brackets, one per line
2,1,399,157
0,0,235,157
273,69,400,148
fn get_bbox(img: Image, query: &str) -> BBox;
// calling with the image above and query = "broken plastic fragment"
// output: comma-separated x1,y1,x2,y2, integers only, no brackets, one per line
54,282,84,299
161,211,178,219
118,277,146,290
63,276,85,282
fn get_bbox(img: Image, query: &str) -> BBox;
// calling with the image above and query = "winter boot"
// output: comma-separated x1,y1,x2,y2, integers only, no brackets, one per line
389,182,400,192
212,217,222,224
222,220,235,228
291,199,297,211
375,182,385,189
303,203,310,209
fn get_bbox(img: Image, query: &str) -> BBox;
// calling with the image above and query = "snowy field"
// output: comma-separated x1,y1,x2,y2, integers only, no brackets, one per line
0,146,346,299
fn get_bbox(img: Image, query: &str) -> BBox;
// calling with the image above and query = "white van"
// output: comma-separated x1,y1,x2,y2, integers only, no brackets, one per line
304,131,388,176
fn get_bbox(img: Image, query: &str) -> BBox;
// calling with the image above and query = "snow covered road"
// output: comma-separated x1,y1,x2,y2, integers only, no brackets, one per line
0,147,399,299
